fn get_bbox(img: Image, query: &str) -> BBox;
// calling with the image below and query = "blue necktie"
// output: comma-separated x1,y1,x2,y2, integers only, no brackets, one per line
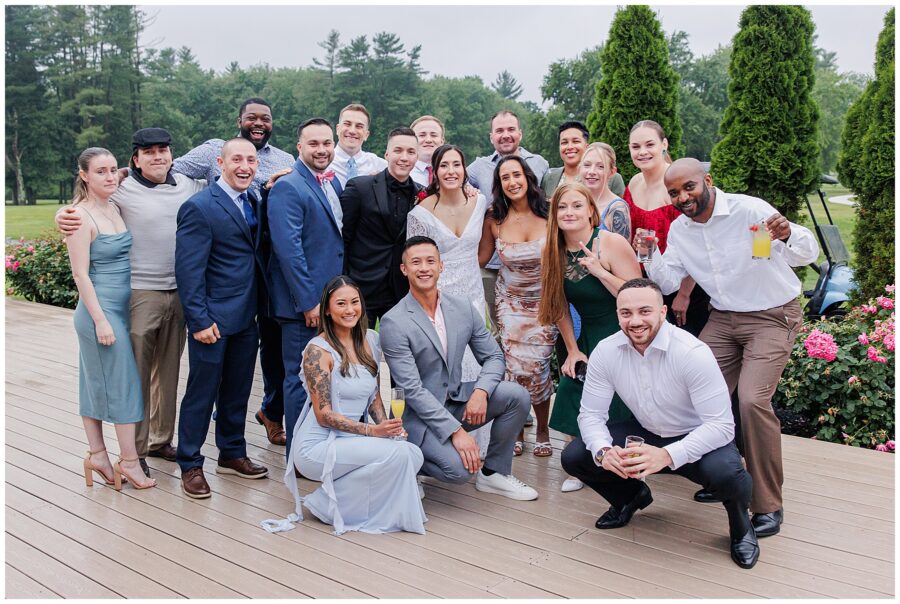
240,193,258,239
346,156,358,181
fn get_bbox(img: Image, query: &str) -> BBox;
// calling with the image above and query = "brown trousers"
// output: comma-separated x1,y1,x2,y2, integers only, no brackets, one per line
700,299,802,513
130,289,186,457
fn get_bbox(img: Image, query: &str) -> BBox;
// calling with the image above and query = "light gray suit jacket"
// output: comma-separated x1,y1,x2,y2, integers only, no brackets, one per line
380,291,506,447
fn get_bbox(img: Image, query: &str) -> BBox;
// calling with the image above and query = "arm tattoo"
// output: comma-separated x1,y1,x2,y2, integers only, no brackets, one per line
369,395,388,423
303,346,367,435
609,203,631,240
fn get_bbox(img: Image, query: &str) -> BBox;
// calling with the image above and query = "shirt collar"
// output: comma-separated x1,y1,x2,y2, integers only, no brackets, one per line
615,319,673,354
711,187,731,218
335,145,363,162
129,167,177,188
490,147,532,163
215,177,245,202
415,160,429,171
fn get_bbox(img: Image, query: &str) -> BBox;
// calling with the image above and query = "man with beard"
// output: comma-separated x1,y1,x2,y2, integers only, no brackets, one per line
173,97,293,447
646,158,819,539
267,118,345,453
409,115,445,187
55,128,206,476
561,278,758,568
340,127,423,327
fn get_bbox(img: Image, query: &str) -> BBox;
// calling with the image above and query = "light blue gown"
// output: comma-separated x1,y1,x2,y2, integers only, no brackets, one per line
265,331,426,536
72,219,143,424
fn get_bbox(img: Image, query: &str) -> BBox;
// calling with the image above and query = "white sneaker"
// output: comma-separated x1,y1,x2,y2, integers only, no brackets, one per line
561,477,584,492
475,471,538,501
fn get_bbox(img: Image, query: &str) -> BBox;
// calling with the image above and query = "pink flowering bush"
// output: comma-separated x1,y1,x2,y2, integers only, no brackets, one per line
775,285,895,450
5,233,78,309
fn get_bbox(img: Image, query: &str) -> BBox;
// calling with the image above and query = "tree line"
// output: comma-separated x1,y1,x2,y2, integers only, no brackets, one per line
5,5,868,205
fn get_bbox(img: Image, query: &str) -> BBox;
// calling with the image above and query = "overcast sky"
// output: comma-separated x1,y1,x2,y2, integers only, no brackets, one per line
139,3,891,105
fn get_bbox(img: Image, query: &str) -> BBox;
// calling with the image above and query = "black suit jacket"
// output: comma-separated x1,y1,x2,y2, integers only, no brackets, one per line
340,169,422,308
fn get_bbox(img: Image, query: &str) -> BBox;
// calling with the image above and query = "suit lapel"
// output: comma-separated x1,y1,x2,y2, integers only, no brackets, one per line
372,171,393,232
211,180,253,244
295,159,340,232
406,296,448,367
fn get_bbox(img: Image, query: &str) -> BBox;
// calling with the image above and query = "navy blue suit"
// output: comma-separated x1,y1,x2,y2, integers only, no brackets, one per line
266,159,344,452
174,180,264,471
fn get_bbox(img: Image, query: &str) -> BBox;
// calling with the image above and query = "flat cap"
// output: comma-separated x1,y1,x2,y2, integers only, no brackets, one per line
132,127,172,149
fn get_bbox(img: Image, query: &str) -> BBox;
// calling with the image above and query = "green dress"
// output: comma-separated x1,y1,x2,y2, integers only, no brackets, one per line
549,229,631,437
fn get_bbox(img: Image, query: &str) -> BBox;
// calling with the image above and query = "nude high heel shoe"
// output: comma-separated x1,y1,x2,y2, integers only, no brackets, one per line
113,457,157,491
83,448,117,486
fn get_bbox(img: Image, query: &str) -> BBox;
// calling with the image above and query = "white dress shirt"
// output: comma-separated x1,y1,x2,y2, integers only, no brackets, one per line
328,146,388,188
426,292,448,357
411,160,431,188
578,321,735,470
647,188,819,312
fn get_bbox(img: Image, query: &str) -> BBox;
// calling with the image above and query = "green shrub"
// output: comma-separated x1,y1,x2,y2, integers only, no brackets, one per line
775,285,895,449
837,8,895,303
5,232,78,309
587,4,682,182
710,5,819,223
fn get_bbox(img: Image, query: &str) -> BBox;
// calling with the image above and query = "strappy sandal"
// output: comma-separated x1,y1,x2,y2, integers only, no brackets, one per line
83,448,119,486
513,441,524,456
114,457,157,491
533,441,553,457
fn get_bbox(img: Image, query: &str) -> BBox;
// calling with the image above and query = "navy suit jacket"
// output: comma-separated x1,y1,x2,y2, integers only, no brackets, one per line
267,159,344,320
175,180,264,336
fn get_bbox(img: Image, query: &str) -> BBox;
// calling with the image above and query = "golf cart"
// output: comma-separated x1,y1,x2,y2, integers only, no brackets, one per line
803,174,855,318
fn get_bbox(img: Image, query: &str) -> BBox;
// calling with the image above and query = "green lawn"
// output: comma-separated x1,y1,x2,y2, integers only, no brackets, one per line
5,199,65,241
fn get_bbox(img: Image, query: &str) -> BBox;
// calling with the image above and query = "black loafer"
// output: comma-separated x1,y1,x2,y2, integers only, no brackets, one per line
138,458,151,478
595,483,653,529
693,488,722,503
752,509,783,537
730,527,760,569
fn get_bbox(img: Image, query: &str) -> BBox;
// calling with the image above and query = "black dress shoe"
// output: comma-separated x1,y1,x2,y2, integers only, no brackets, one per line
595,483,653,529
138,458,151,478
148,443,178,462
693,488,722,503
730,527,760,569
751,509,783,537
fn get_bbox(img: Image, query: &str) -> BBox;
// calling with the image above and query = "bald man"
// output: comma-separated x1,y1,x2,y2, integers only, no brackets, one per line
644,158,819,537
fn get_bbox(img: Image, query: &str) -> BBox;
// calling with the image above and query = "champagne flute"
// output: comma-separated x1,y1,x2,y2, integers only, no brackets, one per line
624,435,645,480
390,387,406,441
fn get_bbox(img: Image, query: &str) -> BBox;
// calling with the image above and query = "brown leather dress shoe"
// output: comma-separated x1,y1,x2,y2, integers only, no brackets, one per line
181,467,211,499
255,410,287,446
217,457,268,479
148,443,178,462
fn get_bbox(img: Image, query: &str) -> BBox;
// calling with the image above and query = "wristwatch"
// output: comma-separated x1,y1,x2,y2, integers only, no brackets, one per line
594,447,611,467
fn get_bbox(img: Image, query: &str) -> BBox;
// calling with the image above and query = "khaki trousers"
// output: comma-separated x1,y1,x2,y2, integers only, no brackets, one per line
700,299,802,513
130,289,186,457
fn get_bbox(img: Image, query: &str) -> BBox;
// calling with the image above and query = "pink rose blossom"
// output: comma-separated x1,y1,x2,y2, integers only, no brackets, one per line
26,245,34,253
803,329,838,361
11,261,20,272
887,440,896,451
886,284,895,293
877,296,894,310
847,375,860,385
875,444,888,452
884,334,895,352
858,333,870,345
861,304,878,314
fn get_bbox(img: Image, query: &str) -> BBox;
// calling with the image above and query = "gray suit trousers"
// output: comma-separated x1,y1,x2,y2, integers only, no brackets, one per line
419,381,529,482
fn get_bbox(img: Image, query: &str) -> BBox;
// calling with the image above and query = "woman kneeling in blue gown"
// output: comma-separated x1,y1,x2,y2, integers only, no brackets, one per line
267,276,426,536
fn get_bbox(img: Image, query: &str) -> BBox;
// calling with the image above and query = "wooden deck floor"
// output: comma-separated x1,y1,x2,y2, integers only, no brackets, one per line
4,297,895,598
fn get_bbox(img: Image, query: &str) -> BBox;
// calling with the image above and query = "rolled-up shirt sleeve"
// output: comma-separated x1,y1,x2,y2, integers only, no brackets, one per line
578,353,616,459
662,345,734,469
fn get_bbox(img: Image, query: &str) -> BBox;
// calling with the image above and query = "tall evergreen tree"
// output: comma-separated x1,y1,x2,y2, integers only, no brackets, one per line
587,5,682,181
710,5,819,221
838,8,895,301
491,70,523,101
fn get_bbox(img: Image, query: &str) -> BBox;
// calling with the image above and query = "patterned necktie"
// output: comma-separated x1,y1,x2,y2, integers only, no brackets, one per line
239,192,258,239
425,165,433,185
346,156,358,181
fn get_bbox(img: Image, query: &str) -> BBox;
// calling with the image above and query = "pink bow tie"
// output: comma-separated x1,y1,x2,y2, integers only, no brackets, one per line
316,170,336,185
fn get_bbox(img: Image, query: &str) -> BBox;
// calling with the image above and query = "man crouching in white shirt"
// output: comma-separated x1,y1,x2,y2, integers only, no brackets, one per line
561,278,759,569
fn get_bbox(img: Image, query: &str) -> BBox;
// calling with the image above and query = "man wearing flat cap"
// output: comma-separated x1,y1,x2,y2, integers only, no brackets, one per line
57,127,206,476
